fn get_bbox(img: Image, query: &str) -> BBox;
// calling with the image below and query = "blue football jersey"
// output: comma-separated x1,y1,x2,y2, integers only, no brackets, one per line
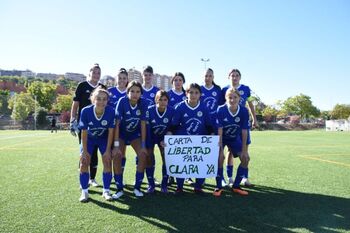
148,105,174,141
216,105,249,142
108,87,127,108
221,84,251,107
200,85,222,115
167,89,186,108
79,105,116,139
142,85,159,106
115,96,149,136
171,101,213,135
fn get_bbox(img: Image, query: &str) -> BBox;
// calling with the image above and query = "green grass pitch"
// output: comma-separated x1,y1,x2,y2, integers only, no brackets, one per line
0,130,349,233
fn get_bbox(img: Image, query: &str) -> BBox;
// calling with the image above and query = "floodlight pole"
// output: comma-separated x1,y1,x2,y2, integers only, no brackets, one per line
201,58,210,70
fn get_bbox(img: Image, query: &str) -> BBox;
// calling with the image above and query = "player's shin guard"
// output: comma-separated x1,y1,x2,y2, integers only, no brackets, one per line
80,172,89,190
134,171,144,190
146,167,155,188
227,165,233,178
114,174,124,190
233,165,247,188
103,172,112,192
176,178,185,190
216,168,224,189
161,165,168,189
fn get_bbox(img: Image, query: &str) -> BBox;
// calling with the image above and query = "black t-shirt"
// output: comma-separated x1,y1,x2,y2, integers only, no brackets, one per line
73,81,101,120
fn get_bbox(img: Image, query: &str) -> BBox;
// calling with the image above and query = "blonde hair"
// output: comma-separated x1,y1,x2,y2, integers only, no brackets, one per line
225,87,240,101
90,86,109,102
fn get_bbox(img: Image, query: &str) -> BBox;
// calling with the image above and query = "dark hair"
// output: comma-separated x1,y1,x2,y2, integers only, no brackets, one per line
206,68,220,89
90,63,101,72
126,80,143,95
155,90,170,102
186,83,202,94
171,72,185,84
119,68,128,76
228,69,241,77
143,65,153,74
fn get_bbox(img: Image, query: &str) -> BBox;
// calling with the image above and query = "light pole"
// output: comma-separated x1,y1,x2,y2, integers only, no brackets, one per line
201,58,210,70
34,95,37,130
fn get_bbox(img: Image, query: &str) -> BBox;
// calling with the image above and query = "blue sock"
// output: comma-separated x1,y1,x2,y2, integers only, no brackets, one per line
80,172,89,190
135,156,138,166
146,167,155,187
161,165,168,188
195,178,205,189
121,158,126,173
216,168,224,189
233,165,247,188
114,174,123,190
103,172,112,190
227,165,233,178
245,168,249,179
176,178,185,190
134,171,144,190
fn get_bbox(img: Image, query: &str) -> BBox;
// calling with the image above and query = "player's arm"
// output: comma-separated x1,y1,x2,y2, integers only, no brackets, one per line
141,120,147,152
248,100,258,128
81,129,90,158
70,101,79,121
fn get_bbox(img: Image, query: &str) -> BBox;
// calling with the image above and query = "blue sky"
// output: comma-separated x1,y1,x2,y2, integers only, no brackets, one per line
1,0,349,110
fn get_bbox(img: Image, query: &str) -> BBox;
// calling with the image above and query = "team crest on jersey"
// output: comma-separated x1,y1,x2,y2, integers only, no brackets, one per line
150,93,155,98
163,118,169,123
101,120,108,126
197,111,203,117
239,90,244,95
212,92,217,97
235,117,240,123
136,110,141,116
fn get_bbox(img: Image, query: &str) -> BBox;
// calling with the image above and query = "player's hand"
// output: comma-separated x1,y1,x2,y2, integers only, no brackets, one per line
160,141,166,148
103,150,112,161
140,148,148,157
112,147,122,159
70,119,79,137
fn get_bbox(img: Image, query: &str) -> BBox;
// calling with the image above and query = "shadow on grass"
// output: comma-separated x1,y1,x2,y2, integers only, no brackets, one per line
87,185,350,232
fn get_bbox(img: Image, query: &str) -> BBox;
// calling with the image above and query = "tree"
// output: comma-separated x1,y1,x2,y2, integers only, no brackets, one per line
53,94,73,113
27,81,57,110
282,94,320,119
0,90,11,115
262,105,279,122
8,93,36,121
36,107,49,127
331,104,350,119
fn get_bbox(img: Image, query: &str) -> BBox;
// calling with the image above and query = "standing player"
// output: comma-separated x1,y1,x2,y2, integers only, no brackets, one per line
107,68,129,184
221,69,258,187
146,90,174,193
167,72,186,108
70,63,103,187
167,83,214,195
141,66,160,188
78,87,115,202
200,68,222,117
108,68,128,108
112,81,148,198
214,87,249,196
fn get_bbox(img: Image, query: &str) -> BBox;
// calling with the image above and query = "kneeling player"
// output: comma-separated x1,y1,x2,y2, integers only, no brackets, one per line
78,87,115,202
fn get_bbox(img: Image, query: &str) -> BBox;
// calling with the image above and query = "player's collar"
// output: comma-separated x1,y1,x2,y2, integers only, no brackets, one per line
203,84,214,91
185,100,200,110
117,87,126,94
93,106,105,121
87,81,99,88
143,85,154,92
172,89,184,96
156,107,167,118
227,105,240,118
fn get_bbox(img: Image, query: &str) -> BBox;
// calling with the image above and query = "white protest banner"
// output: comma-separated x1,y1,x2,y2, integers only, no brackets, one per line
164,135,219,178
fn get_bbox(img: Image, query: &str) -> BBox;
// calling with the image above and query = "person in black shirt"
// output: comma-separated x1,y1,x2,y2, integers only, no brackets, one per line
70,63,103,187
50,117,57,133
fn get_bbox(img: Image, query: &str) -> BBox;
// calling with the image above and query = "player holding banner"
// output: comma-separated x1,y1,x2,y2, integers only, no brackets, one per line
214,87,250,196
167,83,214,195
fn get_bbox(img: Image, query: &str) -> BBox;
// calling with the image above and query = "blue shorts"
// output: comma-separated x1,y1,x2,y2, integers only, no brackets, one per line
80,137,108,156
223,138,242,158
120,131,141,145
146,132,164,149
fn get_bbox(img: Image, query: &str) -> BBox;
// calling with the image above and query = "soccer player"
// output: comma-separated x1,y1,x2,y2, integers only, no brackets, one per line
214,87,250,196
108,68,128,109
167,83,214,195
112,81,148,198
108,68,129,179
78,87,115,202
146,90,174,193
221,69,258,187
200,68,222,117
167,72,186,108
70,63,104,187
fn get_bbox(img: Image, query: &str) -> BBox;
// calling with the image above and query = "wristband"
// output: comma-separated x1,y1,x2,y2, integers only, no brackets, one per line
141,141,146,149
114,141,119,147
